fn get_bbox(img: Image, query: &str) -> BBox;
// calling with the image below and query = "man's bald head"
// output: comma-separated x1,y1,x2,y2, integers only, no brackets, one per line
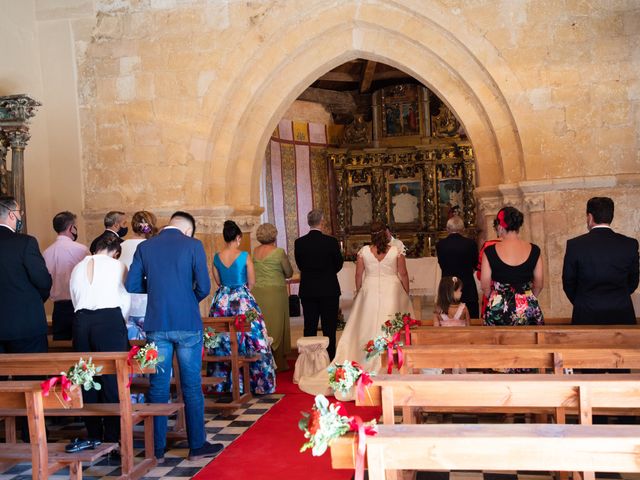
169,211,196,237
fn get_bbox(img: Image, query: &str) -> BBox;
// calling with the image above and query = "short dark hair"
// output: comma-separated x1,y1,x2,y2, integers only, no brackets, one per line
170,211,196,235
587,197,614,224
104,211,125,228
0,196,18,218
52,211,76,233
94,236,122,255
494,206,524,232
222,220,242,242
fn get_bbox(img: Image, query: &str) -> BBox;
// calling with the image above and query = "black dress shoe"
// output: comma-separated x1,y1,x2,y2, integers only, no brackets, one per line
188,441,224,461
65,438,102,453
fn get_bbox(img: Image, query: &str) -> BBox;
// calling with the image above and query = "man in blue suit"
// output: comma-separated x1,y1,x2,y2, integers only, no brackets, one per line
126,211,222,462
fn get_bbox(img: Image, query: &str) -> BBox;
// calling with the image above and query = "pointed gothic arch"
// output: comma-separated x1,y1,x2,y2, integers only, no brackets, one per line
200,1,526,215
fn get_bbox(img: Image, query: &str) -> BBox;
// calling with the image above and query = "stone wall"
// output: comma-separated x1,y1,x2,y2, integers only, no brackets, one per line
2,0,638,316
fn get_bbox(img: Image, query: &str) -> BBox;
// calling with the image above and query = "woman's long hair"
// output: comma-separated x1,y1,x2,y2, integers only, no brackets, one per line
370,221,388,255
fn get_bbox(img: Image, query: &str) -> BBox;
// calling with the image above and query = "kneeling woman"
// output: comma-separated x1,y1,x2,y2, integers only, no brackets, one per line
69,236,130,444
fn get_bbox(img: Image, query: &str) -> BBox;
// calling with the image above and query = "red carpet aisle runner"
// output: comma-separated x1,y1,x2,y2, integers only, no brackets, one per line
195,362,382,480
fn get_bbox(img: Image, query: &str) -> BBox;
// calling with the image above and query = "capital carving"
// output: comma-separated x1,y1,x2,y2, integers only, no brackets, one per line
5,128,31,149
0,95,41,123
523,193,545,213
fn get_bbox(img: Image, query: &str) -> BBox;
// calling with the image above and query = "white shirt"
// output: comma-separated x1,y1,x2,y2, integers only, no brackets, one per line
119,238,147,317
70,254,130,319
119,238,145,269
43,235,89,301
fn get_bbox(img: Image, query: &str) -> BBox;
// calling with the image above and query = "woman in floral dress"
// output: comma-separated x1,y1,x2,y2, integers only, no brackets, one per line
480,206,544,326
208,220,276,394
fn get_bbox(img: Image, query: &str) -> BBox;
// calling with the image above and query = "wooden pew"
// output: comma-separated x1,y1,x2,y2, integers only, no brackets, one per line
0,352,181,480
0,380,116,479
418,317,574,326
333,374,640,480
357,373,640,423
398,344,640,373
203,317,260,410
334,423,640,480
410,325,640,346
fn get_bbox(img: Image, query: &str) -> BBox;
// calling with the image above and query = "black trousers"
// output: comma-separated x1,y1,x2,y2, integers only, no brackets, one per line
73,308,128,443
52,300,75,340
301,296,340,360
0,334,48,441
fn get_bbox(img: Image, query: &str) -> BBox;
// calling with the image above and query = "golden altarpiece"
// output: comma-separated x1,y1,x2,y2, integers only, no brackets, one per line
327,84,476,259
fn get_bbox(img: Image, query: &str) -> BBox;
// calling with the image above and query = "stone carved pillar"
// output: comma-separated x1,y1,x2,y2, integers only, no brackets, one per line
0,95,41,233
0,135,8,196
5,128,31,229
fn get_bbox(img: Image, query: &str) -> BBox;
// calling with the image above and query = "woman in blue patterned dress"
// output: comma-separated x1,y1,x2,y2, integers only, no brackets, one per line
208,220,276,394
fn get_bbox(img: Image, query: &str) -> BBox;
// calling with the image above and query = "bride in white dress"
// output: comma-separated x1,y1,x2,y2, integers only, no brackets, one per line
298,222,414,398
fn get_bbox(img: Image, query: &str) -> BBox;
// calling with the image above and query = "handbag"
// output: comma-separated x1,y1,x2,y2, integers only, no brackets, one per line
288,294,301,317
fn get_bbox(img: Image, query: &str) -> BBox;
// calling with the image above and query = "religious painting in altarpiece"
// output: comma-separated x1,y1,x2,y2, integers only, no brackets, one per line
328,145,476,260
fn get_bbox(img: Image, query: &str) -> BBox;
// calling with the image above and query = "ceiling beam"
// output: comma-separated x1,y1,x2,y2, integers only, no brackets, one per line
316,71,360,82
360,60,377,93
297,87,357,114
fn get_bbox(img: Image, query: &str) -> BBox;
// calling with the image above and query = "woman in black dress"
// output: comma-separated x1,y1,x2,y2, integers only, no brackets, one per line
480,206,544,325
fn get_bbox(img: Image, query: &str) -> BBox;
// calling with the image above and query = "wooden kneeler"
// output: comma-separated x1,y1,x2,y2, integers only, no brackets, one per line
203,317,260,410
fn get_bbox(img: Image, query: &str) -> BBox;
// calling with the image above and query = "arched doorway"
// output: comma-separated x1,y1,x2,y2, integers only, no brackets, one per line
200,1,525,221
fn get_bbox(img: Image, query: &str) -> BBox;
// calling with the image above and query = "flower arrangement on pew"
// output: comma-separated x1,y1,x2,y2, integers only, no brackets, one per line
328,361,374,402
382,311,421,345
203,327,222,351
234,308,259,345
300,395,377,480
41,357,103,404
364,334,405,374
132,342,161,370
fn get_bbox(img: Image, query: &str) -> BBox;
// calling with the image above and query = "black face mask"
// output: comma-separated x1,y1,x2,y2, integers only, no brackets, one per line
117,227,128,238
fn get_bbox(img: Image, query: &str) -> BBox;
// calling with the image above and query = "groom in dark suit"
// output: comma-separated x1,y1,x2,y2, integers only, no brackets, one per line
126,211,222,462
295,210,343,359
562,197,639,325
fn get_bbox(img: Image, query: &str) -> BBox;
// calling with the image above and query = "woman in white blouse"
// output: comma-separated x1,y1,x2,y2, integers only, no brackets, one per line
119,210,157,340
69,235,130,444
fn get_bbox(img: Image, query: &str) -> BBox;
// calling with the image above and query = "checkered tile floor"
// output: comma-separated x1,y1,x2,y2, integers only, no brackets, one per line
0,394,283,480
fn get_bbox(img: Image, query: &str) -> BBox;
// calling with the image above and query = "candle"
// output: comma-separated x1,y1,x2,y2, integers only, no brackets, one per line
428,236,431,253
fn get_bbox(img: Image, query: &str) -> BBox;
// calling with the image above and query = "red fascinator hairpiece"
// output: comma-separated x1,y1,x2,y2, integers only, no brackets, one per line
497,210,508,229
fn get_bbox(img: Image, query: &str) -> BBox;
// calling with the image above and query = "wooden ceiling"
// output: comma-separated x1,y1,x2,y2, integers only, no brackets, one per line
309,59,420,93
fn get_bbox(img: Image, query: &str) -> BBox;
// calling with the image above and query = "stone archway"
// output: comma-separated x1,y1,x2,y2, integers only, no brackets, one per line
199,1,526,224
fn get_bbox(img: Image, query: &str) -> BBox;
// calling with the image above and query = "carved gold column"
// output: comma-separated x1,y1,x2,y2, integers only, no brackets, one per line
0,95,41,233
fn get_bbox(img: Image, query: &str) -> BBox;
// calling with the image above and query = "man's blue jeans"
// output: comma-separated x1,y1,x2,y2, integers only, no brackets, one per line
146,330,205,456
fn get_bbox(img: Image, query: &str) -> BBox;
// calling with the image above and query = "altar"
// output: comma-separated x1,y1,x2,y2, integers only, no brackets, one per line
336,256,442,317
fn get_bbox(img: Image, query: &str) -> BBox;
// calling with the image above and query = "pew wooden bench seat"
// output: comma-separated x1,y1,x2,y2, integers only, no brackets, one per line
0,380,116,480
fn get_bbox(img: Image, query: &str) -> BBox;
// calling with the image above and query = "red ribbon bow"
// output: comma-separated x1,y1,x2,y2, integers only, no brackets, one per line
41,375,72,403
355,371,373,404
348,415,377,480
235,314,247,345
401,314,421,345
386,332,404,373
126,346,141,388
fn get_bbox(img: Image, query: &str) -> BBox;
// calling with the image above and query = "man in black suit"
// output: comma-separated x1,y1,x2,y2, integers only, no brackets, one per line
89,210,128,254
562,197,639,325
436,215,480,318
294,210,343,359
0,196,52,353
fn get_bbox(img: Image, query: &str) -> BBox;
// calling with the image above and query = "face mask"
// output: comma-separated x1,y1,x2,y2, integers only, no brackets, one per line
117,226,128,238
15,218,23,233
